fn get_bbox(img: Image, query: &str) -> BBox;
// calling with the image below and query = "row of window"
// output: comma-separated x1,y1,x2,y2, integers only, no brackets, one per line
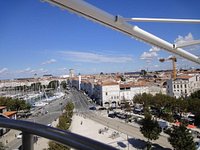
111,96,119,99
174,84,187,89
174,89,187,93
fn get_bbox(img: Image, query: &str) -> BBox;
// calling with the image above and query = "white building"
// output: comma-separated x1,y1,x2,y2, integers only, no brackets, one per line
93,82,120,107
119,84,148,102
69,69,75,78
166,74,200,98
73,77,166,107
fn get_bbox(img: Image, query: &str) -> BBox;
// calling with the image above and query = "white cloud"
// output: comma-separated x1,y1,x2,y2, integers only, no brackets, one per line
140,46,160,61
149,47,160,52
140,51,158,60
174,32,200,52
174,32,194,45
58,68,67,71
60,51,133,63
0,68,8,74
17,68,32,73
16,68,48,75
25,67,31,72
154,65,159,68
42,59,56,65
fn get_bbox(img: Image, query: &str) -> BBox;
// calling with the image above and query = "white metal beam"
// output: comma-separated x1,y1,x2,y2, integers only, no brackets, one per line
175,40,200,48
43,0,200,64
123,18,200,24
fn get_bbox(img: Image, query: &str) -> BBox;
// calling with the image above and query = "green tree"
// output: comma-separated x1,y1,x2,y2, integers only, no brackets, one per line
0,97,31,111
48,141,69,150
60,81,67,90
168,124,196,150
133,93,153,107
140,114,161,150
48,102,74,150
190,89,200,99
48,80,59,90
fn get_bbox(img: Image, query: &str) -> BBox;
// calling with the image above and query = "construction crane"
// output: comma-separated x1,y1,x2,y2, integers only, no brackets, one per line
159,56,177,80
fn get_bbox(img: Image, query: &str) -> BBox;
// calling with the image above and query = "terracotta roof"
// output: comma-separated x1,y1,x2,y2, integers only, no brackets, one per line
100,81,118,86
176,75,192,79
3,111,17,117
0,106,6,110
120,84,131,88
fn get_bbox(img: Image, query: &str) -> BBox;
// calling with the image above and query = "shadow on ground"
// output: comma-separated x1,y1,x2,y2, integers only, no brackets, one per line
128,138,171,150
117,141,127,148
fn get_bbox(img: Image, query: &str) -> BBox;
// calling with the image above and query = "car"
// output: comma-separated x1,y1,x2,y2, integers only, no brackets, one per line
17,132,22,139
98,107,106,110
108,113,115,118
89,106,96,110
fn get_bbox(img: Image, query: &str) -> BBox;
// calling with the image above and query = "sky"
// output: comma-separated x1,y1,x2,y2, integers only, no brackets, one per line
0,0,200,79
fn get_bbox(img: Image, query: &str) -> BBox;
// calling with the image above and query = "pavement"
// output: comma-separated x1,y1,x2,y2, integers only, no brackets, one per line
34,118,59,150
0,129,21,148
71,113,137,149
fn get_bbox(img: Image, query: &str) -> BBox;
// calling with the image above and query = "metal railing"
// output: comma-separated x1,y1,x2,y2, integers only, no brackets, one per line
0,118,117,150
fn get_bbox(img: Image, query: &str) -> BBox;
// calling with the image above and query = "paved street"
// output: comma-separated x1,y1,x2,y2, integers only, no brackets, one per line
70,88,172,149
1,89,172,149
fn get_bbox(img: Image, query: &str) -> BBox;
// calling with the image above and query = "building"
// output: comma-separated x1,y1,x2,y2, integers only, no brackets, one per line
0,106,17,136
3,111,17,119
71,74,166,107
69,69,75,78
93,81,120,107
167,74,200,98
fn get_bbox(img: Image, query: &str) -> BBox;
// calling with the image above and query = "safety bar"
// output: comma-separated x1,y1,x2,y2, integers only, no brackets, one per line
0,118,117,150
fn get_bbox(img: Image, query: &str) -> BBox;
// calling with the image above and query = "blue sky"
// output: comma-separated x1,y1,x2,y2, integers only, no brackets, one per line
0,0,200,79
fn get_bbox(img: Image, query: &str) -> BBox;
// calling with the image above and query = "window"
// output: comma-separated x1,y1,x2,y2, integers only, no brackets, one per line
106,92,108,95
174,85,176,88
177,85,179,88
185,84,187,88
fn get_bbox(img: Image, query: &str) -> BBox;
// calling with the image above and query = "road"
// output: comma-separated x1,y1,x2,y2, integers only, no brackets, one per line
70,88,172,149
6,93,70,150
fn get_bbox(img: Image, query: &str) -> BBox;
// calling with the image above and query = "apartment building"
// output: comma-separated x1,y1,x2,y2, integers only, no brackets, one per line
75,77,165,107
167,74,200,98
93,81,120,107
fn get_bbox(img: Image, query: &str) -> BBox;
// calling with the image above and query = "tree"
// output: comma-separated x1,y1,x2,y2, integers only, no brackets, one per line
48,80,59,90
48,141,69,150
0,97,31,111
168,124,196,150
60,81,67,90
140,114,161,149
190,89,200,99
48,102,74,150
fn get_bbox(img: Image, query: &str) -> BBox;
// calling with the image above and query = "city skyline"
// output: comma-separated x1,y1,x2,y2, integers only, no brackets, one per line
0,0,200,79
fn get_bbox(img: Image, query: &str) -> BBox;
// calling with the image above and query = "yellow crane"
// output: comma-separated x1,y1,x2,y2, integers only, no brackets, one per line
159,56,177,80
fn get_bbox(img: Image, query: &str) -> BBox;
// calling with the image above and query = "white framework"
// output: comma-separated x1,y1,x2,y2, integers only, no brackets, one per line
43,0,200,64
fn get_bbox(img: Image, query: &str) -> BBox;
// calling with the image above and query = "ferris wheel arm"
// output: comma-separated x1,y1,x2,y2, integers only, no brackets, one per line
175,40,200,48
43,0,200,64
123,18,200,24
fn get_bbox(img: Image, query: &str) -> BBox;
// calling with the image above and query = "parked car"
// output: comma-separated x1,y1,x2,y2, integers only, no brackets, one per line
89,106,96,110
108,113,115,118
